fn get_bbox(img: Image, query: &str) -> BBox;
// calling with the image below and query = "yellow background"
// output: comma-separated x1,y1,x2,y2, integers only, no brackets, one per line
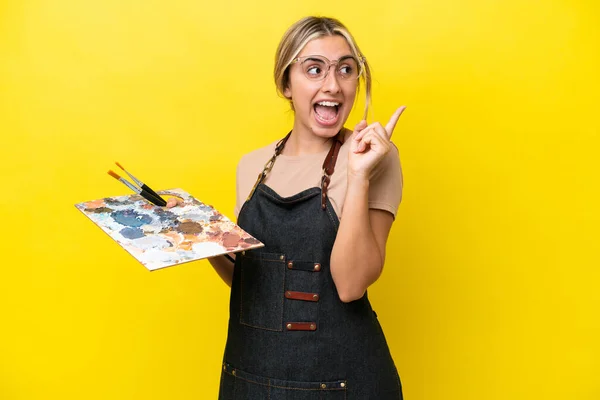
1,0,598,399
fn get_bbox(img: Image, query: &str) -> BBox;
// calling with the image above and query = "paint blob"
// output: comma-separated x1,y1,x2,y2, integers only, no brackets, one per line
177,221,203,234
120,227,145,239
222,232,241,248
111,209,153,227
85,207,114,214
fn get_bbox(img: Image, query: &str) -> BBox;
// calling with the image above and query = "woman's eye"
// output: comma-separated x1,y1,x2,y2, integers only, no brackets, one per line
307,66,322,76
339,65,353,75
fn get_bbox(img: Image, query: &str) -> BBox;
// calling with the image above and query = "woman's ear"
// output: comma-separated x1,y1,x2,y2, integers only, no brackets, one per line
283,79,292,100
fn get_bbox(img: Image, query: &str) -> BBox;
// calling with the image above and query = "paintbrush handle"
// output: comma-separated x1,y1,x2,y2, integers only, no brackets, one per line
118,178,166,206
140,189,167,207
141,184,165,202
116,164,166,203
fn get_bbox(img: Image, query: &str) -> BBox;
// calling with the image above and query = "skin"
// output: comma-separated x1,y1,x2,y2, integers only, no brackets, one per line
281,35,358,155
168,35,406,302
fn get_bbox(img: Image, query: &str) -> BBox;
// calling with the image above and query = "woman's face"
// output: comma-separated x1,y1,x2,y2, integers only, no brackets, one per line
284,35,359,139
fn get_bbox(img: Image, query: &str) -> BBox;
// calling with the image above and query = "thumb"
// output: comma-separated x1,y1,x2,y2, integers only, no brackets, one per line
354,119,368,133
166,197,180,208
353,120,368,141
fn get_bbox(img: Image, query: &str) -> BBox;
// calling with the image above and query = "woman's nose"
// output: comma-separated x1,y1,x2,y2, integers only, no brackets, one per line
321,66,341,93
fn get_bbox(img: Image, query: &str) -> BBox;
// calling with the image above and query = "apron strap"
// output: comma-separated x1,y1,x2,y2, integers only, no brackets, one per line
320,135,343,210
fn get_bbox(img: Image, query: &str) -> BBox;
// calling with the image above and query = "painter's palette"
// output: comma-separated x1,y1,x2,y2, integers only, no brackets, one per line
75,188,263,271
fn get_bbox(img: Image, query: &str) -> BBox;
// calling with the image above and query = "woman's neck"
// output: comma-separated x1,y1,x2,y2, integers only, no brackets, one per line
282,127,339,156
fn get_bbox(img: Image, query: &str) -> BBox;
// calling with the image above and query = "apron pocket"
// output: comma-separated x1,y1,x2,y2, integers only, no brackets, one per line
240,251,285,331
220,363,347,400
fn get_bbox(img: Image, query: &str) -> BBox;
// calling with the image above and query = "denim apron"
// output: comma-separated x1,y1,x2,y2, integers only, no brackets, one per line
219,133,403,399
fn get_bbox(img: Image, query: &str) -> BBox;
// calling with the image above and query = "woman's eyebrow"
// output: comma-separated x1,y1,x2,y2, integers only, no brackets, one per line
303,56,325,62
301,54,355,61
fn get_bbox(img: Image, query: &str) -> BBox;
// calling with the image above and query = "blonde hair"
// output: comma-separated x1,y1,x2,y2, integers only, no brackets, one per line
274,16,372,120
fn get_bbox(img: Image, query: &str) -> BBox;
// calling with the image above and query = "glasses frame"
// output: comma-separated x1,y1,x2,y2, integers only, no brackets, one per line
290,54,365,82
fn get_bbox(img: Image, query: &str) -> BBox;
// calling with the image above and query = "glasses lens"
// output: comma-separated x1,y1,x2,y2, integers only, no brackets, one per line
301,56,328,80
335,56,360,80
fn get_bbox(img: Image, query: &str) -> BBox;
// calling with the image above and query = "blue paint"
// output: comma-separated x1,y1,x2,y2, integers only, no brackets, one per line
111,209,152,227
154,208,178,223
120,227,145,239
198,204,212,212
190,199,212,212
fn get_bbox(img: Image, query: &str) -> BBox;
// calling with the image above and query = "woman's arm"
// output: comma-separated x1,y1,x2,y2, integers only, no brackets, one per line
330,176,394,302
330,107,405,302
208,255,235,287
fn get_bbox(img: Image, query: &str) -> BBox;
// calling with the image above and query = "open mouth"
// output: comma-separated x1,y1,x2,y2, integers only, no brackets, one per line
314,101,341,126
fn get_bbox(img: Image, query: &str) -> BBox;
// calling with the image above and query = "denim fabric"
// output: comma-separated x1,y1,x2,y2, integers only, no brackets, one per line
219,184,403,399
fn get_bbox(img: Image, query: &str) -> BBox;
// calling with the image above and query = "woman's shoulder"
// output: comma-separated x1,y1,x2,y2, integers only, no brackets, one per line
234,139,279,217
236,139,280,191
237,140,278,171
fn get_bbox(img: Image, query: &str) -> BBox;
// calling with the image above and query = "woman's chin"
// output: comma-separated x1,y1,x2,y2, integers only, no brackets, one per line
310,124,344,138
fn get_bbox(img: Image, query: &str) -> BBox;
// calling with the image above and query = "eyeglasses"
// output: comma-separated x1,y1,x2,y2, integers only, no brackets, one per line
290,55,364,81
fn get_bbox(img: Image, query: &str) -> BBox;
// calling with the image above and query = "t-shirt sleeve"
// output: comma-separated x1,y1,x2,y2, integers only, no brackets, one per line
368,144,403,218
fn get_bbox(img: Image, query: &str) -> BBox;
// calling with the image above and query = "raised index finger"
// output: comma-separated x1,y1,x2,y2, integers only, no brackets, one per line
385,106,407,138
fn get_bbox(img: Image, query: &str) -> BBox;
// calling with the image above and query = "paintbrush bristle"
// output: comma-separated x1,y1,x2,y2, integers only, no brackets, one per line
107,170,121,180
115,162,124,170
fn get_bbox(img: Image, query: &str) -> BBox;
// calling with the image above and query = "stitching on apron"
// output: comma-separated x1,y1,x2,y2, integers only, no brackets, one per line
325,203,339,229
242,252,285,263
224,370,348,394
223,370,347,391
239,321,284,331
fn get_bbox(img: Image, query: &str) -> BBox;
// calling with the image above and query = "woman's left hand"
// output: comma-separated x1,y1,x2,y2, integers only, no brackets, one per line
348,106,406,179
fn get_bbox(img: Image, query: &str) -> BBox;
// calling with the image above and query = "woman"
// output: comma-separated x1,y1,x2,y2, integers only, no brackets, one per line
171,16,405,399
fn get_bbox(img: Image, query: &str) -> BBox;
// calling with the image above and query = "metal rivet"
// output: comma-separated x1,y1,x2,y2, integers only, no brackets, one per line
241,251,245,256
314,263,321,271
287,261,293,269
280,255,284,260
320,383,327,389
340,382,346,388
310,324,316,330
313,294,319,300
232,369,236,376
286,323,292,330
223,365,226,371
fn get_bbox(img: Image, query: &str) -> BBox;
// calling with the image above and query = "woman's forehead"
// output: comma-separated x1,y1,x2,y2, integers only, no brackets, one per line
298,35,353,58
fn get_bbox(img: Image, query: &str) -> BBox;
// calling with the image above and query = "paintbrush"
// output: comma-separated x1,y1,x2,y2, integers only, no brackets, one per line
115,162,166,203
108,170,167,206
